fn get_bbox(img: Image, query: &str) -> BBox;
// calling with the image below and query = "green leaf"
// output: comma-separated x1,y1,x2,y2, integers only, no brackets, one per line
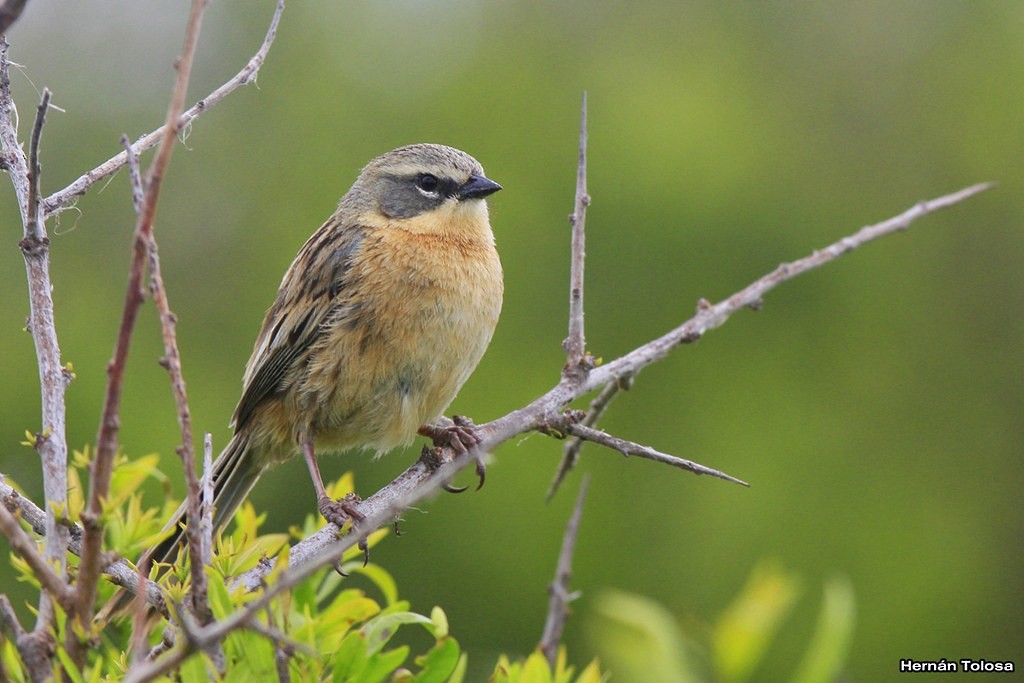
55,647,85,683
411,636,460,682
108,453,166,508
352,563,399,607
354,647,409,683
790,576,856,683
332,631,371,682
573,660,606,683
449,653,469,683
519,651,554,683
352,645,409,683
1,640,26,682
224,629,277,679
429,606,449,639
319,593,381,646
179,651,212,683
587,590,701,683
293,567,319,614
362,611,432,655
713,560,801,683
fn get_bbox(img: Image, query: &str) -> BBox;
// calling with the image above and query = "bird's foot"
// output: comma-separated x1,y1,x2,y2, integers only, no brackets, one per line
318,493,369,567
418,416,486,492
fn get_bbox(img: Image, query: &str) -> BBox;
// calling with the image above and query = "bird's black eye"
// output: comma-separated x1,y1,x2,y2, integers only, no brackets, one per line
416,174,439,193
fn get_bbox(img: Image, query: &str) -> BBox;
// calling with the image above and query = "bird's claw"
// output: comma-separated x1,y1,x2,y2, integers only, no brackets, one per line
318,493,369,566
420,416,487,491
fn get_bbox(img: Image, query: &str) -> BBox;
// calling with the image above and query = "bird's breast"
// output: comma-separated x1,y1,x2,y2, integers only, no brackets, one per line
302,218,502,453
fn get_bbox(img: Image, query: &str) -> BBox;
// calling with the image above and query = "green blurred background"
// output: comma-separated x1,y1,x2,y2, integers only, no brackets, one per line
2,1,1022,679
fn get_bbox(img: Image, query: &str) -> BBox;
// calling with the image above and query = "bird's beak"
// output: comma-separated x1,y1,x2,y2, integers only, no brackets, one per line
457,174,502,200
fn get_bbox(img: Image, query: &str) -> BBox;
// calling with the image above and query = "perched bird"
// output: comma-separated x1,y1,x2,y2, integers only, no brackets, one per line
151,143,503,564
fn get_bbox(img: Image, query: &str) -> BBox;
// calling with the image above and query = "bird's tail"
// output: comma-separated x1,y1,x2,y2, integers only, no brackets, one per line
145,431,264,567
96,432,264,625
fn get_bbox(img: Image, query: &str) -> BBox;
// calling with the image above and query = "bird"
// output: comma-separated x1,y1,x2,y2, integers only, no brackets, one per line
149,143,503,566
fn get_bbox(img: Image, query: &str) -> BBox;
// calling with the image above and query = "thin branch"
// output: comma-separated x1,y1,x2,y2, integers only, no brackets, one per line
200,433,214,569
5,84,74,647
547,375,632,501
0,475,169,614
2,473,70,543
0,497,75,611
144,0,210,628
0,595,49,683
0,594,25,641
40,0,286,219
121,134,145,213
24,88,48,242
581,182,996,396
123,453,480,682
77,0,211,647
146,185,208,624
539,474,588,666
0,3,284,638
0,39,29,217
564,422,748,486
562,92,589,375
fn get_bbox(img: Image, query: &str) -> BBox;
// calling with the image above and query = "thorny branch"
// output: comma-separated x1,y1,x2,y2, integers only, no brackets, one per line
562,91,589,375
548,375,632,500
76,1,212,659
0,57,73,678
21,87,72,646
0,475,168,613
539,475,589,666
0,487,75,611
148,0,212,629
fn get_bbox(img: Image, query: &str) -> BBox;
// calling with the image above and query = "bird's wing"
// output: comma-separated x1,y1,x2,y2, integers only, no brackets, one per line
231,217,365,431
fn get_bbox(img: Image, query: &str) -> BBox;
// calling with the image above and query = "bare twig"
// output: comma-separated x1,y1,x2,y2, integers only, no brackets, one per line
0,498,75,611
565,422,748,486
539,475,588,666
77,0,211,650
40,0,286,218
0,475,168,614
25,88,48,239
146,191,208,621
0,3,285,640
257,607,304,683
2,473,72,545
562,92,589,376
0,39,29,214
0,594,25,641
144,0,211,628
581,182,996,396
121,134,145,213
547,375,633,501
3,83,75,655
200,433,214,569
